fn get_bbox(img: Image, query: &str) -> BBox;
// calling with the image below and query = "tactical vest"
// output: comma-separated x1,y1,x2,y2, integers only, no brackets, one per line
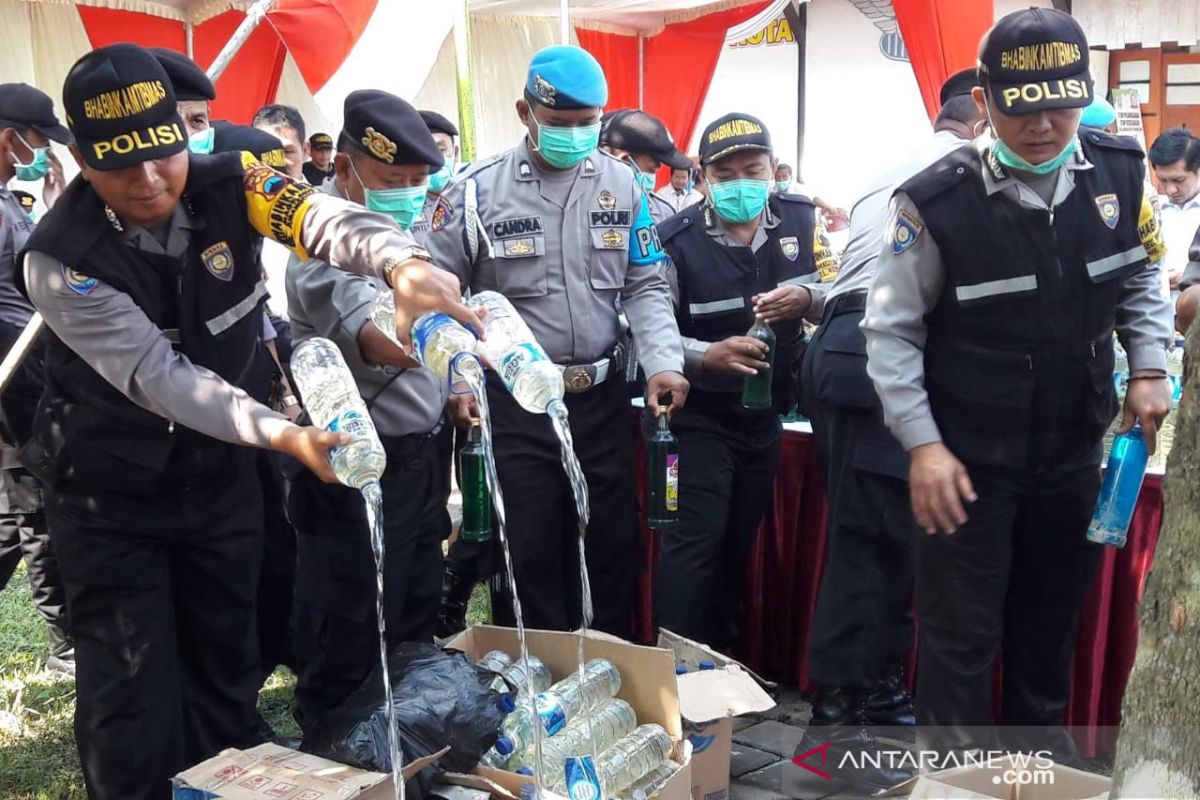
18,152,267,492
902,130,1146,469
659,194,820,414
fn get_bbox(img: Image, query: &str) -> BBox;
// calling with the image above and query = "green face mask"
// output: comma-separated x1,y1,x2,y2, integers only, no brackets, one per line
12,132,50,181
710,178,771,224
636,170,656,193
985,107,1080,175
428,161,454,193
775,181,790,193
530,114,600,169
187,127,215,155
352,161,427,229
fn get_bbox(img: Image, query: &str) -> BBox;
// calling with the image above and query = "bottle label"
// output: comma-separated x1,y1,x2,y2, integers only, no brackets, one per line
327,409,372,456
411,312,452,361
565,756,601,800
537,695,568,735
665,453,679,512
498,343,547,388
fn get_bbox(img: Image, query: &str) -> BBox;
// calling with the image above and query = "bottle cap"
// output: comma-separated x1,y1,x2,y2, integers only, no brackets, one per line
496,736,514,755
516,766,534,776
675,665,689,675
699,660,716,671
498,695,517,713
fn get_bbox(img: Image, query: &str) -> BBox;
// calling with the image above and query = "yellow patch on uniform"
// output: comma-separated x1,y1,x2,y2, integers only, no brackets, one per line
62,266,97,296
240,152,317,257
201,241,234,282
597,191,617,211
1138,193,1167,264
601,229,625,249
814,228,839,282
361,127,398,164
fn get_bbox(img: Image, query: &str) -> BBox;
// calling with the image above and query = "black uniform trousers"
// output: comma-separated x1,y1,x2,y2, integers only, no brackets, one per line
290,432,447,733
46,446,264,800
255,452,295,676
801,293,915,686
487,372,641,640
654,393,781,651
914,460,1102,762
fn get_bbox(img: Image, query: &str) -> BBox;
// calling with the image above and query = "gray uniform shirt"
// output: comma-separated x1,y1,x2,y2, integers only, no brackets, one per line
0,183,36,327
863,139,1174,451
25,183,422,450
423,139,684,377
287,181,446,437
829,129,968,305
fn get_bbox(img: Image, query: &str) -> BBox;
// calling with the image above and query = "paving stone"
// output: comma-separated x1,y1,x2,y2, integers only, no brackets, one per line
732,720,808,758
729,745,779,778
731,716,758,733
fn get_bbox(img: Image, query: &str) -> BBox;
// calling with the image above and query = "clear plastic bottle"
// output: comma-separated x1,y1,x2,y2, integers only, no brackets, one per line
614,762,678,800
468,290,565,414
535,659,622,735
1153,337,1185,472
290,337,386,488
560,724,673,796
524,699,637,774
477,650,513,673
1088,424,1149,548
492,655,552,696
1103,339,1129,459
480,734,517,770
371,294,480,395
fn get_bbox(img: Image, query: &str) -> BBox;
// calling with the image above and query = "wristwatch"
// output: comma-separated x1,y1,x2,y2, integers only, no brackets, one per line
382,246,434,288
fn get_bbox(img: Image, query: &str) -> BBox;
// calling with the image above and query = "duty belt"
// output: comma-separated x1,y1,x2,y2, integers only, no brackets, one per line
557,356,613,394
824,290,867,320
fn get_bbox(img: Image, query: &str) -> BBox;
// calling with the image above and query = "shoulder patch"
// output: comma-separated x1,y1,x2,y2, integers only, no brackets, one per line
62,266,97,295
890,210,924,254
202,241,235,281
430,196,453,232
1081,129,1142,153
1094,193,1120,230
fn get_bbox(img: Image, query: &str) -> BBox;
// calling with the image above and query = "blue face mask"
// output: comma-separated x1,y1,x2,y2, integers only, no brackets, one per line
428,161,454,193
636,170,656,193
352,161,427,229
12,132,50,181
530,115,601,169
187,127,215,155
710,178,771,224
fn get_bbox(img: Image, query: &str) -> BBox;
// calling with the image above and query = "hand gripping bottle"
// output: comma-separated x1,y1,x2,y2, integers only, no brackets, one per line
468,290,565,414
1088,424,1149,548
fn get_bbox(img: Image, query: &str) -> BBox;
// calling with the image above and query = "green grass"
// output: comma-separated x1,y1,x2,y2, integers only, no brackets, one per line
0,563,491,799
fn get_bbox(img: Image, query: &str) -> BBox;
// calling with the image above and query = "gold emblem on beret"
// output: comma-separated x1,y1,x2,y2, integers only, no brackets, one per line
362,126,398,164
534,75,557,107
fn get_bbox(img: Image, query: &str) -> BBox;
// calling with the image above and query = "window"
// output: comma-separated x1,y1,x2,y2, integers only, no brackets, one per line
1119,60,1152,105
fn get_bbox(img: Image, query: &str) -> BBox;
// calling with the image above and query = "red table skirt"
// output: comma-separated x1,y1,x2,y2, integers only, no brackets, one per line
632,422,1163,756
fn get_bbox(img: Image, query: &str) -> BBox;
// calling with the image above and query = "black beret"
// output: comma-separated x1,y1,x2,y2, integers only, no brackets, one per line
212,123,287,170
150,48,215,102
420,110,458,138
939,67,980,105
342,90,443,168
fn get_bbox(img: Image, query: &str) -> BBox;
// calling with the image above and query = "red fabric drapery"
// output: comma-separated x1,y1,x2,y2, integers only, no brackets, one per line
633,423,1164,758
578,2,770,178
266,0,378,93
893,0,993,121
76,8,288,124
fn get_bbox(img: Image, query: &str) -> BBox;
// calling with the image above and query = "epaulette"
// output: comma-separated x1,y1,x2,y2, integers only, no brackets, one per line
656,209,696,244
774,192,815,206
1079,128,1144,154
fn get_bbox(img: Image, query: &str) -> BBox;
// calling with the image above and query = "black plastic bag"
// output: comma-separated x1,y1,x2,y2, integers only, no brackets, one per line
302,642,506,798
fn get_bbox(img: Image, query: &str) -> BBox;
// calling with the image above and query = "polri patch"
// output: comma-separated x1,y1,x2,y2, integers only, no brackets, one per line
891,210,923,254
62,266,97,295
779,236,800,262
201,241,234,282
590,209,631,228
430,196,453,232
1095,193,1120,230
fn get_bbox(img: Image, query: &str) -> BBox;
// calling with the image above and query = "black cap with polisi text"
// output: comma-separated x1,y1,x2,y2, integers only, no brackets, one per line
342,90,443,168
149,48,215,102
697,112,772,166
63,43,187,170
309,132,333,149
978,7,1092,116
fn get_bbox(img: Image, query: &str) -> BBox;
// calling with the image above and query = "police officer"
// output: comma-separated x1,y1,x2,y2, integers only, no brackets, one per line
286,89,452,732
425,45,688,638
797,70,983,787
0,83,71,674
303,132,335,185
19,44,476,800
654,113,836,650
415,110,460,244
150,48,216,153
13,189,36,218
599,108,692,224
863,9,1172,760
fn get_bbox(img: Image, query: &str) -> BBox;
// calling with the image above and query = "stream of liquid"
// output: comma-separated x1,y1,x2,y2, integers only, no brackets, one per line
363,480,405,800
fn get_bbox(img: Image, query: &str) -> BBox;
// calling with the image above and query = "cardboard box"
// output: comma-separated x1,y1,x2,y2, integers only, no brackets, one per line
656,630,776,800
446,624,693,800
172,742,445,800
886,755,1111,800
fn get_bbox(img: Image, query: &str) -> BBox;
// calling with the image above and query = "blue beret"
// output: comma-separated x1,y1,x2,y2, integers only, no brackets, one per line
526,45,607,110
1081,96,1116,128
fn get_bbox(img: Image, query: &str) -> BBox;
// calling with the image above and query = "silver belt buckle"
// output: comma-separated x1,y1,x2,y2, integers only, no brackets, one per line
563,364,597,393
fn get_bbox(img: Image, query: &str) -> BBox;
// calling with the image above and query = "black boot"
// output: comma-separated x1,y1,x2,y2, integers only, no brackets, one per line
864,659,916,740
45,624,75,677
435,559,477,639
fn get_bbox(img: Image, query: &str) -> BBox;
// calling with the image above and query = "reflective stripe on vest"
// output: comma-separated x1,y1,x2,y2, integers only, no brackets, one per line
689,296,746,316
955,274,1038,303
778,274,820,288
1086,244,1147,279
206,280,268,336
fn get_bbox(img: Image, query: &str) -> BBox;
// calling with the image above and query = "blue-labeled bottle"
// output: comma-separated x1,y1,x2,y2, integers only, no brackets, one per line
1088,424,1149,548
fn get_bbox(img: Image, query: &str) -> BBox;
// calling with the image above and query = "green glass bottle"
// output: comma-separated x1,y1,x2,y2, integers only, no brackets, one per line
648,407,679,529
459,419,492,541
741,314,776,410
